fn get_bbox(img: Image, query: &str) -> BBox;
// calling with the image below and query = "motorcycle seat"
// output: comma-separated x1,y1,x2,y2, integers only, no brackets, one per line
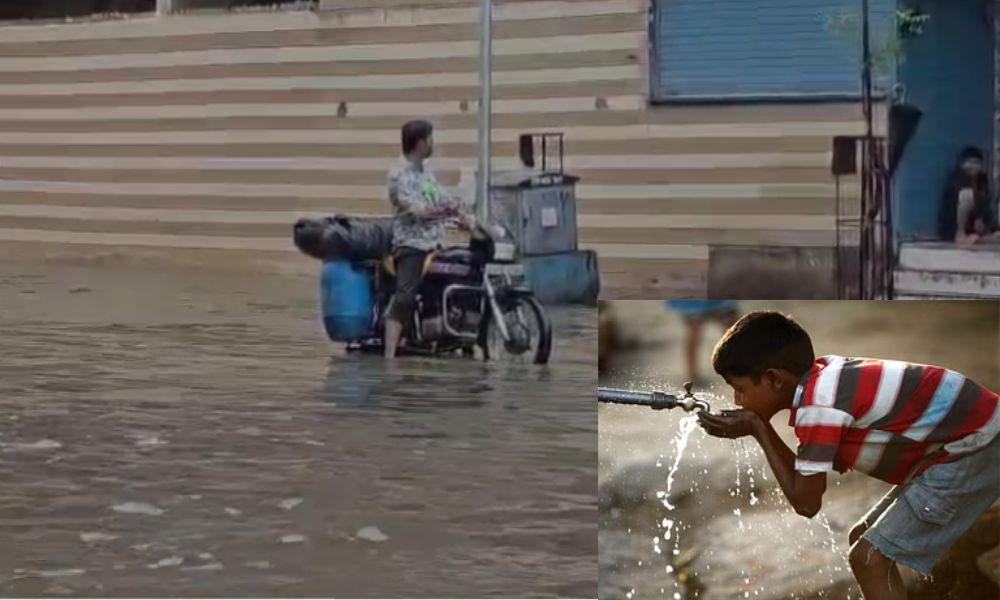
380,247,472,278
432,248,474,265
380,251,436,278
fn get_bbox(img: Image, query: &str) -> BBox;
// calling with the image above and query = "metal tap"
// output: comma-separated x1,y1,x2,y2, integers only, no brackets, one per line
597,381,711,413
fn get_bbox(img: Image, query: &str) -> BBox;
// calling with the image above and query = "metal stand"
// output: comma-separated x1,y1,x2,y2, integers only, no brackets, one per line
858,0,893,299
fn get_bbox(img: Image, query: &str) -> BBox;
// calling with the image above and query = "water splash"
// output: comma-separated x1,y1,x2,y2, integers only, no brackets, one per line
661,518,674,541
659,415,699,511
80,532,118,543
111,502,164,516
278,497,303,510
733,441,742,498
280,534,306,544
648,414,700,598
742,442,760,506
816,514,847,573
36,568,85,578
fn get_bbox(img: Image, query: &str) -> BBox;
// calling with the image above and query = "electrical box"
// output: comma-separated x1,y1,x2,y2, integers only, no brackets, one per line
490,170,580,257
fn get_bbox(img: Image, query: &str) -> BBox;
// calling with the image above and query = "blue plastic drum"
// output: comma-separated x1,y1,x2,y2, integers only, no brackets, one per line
320,260,374,342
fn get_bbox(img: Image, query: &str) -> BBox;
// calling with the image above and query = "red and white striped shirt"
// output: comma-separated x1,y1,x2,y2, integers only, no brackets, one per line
791,355,999,484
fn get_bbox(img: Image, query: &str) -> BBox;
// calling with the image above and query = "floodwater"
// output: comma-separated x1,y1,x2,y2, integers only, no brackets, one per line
0,265,596,598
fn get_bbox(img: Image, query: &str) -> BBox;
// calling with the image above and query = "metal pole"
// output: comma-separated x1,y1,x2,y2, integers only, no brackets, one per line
861,0,873,144
994,1,1000,195
860,0,875,299
476,0,493,224
883,142,894,299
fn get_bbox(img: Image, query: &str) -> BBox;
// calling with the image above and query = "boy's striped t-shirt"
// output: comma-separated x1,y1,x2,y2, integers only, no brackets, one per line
790,355,999,484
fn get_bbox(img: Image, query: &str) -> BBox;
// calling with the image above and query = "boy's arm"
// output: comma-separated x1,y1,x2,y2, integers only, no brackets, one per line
699,410,826,518
752,417,826,518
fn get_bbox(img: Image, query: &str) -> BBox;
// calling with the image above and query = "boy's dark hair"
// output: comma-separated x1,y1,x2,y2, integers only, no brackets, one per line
712,311,815,381
401,120,433,155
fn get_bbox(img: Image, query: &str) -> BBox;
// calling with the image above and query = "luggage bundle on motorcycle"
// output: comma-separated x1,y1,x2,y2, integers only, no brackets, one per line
292,215,394,262
293,215,392,342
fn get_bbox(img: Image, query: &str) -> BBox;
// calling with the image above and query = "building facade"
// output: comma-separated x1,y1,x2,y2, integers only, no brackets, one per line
0,0,881,296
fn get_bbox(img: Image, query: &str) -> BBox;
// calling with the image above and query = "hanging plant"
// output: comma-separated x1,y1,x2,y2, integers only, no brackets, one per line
897,7,930,38
826,9,902,76
826,5,931,77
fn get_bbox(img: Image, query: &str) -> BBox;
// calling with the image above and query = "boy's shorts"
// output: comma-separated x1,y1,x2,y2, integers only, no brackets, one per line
860,431,1000,575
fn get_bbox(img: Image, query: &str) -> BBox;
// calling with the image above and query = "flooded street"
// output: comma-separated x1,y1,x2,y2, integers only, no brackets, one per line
0,265,596,598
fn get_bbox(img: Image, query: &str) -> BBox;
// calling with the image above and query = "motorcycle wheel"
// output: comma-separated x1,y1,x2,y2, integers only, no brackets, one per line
478,296,552,365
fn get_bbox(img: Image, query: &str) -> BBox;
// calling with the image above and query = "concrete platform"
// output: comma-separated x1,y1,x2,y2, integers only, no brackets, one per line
894,270,1000,298
894,241,1000,299
898,241,1000,273
522,250,600,306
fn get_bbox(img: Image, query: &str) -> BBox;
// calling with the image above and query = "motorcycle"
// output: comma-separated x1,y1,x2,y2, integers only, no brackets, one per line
326,220,553,365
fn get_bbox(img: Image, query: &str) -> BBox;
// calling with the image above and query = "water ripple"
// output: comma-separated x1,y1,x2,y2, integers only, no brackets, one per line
0,266,596,597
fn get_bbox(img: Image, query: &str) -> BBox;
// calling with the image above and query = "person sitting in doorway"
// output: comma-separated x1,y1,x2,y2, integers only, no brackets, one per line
937,146,1000,246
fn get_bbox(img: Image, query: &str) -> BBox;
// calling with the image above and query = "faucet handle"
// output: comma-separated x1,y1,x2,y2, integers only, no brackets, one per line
682,381,694,398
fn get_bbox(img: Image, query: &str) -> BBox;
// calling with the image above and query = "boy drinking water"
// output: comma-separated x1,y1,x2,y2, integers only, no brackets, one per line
697,311,999,600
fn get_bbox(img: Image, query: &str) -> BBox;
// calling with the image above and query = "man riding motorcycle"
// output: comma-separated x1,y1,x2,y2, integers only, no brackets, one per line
384,120,474,359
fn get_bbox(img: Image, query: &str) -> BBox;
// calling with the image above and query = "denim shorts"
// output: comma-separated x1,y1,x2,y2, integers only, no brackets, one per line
861,432,1000,575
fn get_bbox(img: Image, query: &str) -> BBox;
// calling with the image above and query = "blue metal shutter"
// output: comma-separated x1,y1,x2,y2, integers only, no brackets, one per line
651,0,896,101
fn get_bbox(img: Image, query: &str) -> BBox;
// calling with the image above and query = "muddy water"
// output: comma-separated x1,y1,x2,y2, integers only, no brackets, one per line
0,265,596,598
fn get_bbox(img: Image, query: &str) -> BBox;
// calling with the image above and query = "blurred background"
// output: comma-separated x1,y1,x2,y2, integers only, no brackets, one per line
598,300,1000,600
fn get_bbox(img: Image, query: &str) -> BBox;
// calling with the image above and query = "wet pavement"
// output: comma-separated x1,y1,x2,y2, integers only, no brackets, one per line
0,265,596,598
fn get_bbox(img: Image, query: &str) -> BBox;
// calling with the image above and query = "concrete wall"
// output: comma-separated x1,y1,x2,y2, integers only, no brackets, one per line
895,0,994,240
0,0,870,292
706,246,838,299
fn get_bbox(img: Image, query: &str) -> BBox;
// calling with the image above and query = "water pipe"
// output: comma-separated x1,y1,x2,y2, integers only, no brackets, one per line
597,381,711,413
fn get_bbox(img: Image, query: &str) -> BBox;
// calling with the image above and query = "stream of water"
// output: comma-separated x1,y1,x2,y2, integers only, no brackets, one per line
600,381,857,600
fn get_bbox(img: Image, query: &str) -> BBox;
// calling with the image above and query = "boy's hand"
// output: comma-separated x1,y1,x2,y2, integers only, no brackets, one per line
455,212,476,231
427,200,460,219
697,409,761,439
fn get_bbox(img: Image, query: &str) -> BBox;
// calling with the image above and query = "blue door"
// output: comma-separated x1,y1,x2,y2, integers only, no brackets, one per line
893,0,994,239
651,0,897,101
